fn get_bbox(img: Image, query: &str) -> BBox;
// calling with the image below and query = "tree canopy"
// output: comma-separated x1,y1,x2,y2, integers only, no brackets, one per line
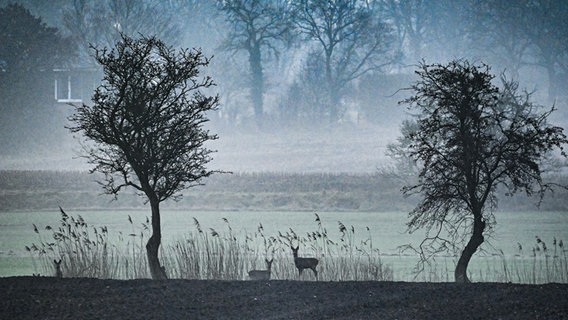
0,4,72,73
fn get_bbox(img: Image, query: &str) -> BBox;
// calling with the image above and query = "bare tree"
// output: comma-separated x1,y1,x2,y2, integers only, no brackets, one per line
63,0,180,64
381,0,431,63
68,34,220,280
381,0,473,64
282,49,329,125
467,1,532,79
294,0,397,123
399,60,567,283
509,0,568,101
218,0,294,127
469,0,568,101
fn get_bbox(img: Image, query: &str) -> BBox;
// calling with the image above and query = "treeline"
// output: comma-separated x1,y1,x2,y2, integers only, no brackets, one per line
1,170,566,212
2,1,567,135
0,170,409,212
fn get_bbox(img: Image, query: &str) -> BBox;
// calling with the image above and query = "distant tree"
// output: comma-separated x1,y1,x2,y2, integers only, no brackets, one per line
294,0,397,123
0,3,72,88
282,50,328,125
399,60,567,283
380,0,472,64
380,0,432,63
68,34,220,280
217,0,294,127
0,0,69,26
63,0,180,64
467,1,532,79
385,119,419,179
506,0,568,101
0,3,75,154
470,0,568,101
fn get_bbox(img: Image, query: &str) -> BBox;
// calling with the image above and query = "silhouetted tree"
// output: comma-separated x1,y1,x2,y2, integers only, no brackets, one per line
0,3,75,154
294,0,397,123
399,60,567,283
68,34,220,279
218,0,294,127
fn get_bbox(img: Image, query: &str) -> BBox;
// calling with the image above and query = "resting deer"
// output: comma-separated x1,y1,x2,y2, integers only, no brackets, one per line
248,258,273,280
53,259,62,278
291,246,318,280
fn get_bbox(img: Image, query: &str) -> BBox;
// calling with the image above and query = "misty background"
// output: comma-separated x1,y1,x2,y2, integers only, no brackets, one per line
1,0,567,173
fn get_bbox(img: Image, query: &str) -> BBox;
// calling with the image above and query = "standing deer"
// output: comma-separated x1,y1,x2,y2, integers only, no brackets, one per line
248,258,273,280
291,246,319,280
53,259,62,278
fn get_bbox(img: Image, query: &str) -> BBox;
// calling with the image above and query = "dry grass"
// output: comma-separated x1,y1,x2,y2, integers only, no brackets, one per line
28,209,392,281
162,213,393,281
27,209,567,283
26,208,150,278
475,236,568,284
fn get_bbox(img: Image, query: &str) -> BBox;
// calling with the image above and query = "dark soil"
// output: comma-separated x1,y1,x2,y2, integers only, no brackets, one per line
1,277,567,319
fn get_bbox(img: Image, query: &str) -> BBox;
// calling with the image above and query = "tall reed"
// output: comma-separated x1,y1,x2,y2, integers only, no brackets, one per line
29,210,393,281
276,214,393,281
461,236,567,283
506,236,567,284
165,217,248,279
27,207,149,278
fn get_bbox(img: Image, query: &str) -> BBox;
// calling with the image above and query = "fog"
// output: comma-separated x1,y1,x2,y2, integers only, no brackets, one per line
1,0,567,173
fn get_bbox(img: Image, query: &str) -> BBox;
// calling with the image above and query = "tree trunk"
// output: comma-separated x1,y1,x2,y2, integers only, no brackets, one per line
547,65,558,104
455,213,486,283
249,43,264,127
324,50,338,124
146,197,167,280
